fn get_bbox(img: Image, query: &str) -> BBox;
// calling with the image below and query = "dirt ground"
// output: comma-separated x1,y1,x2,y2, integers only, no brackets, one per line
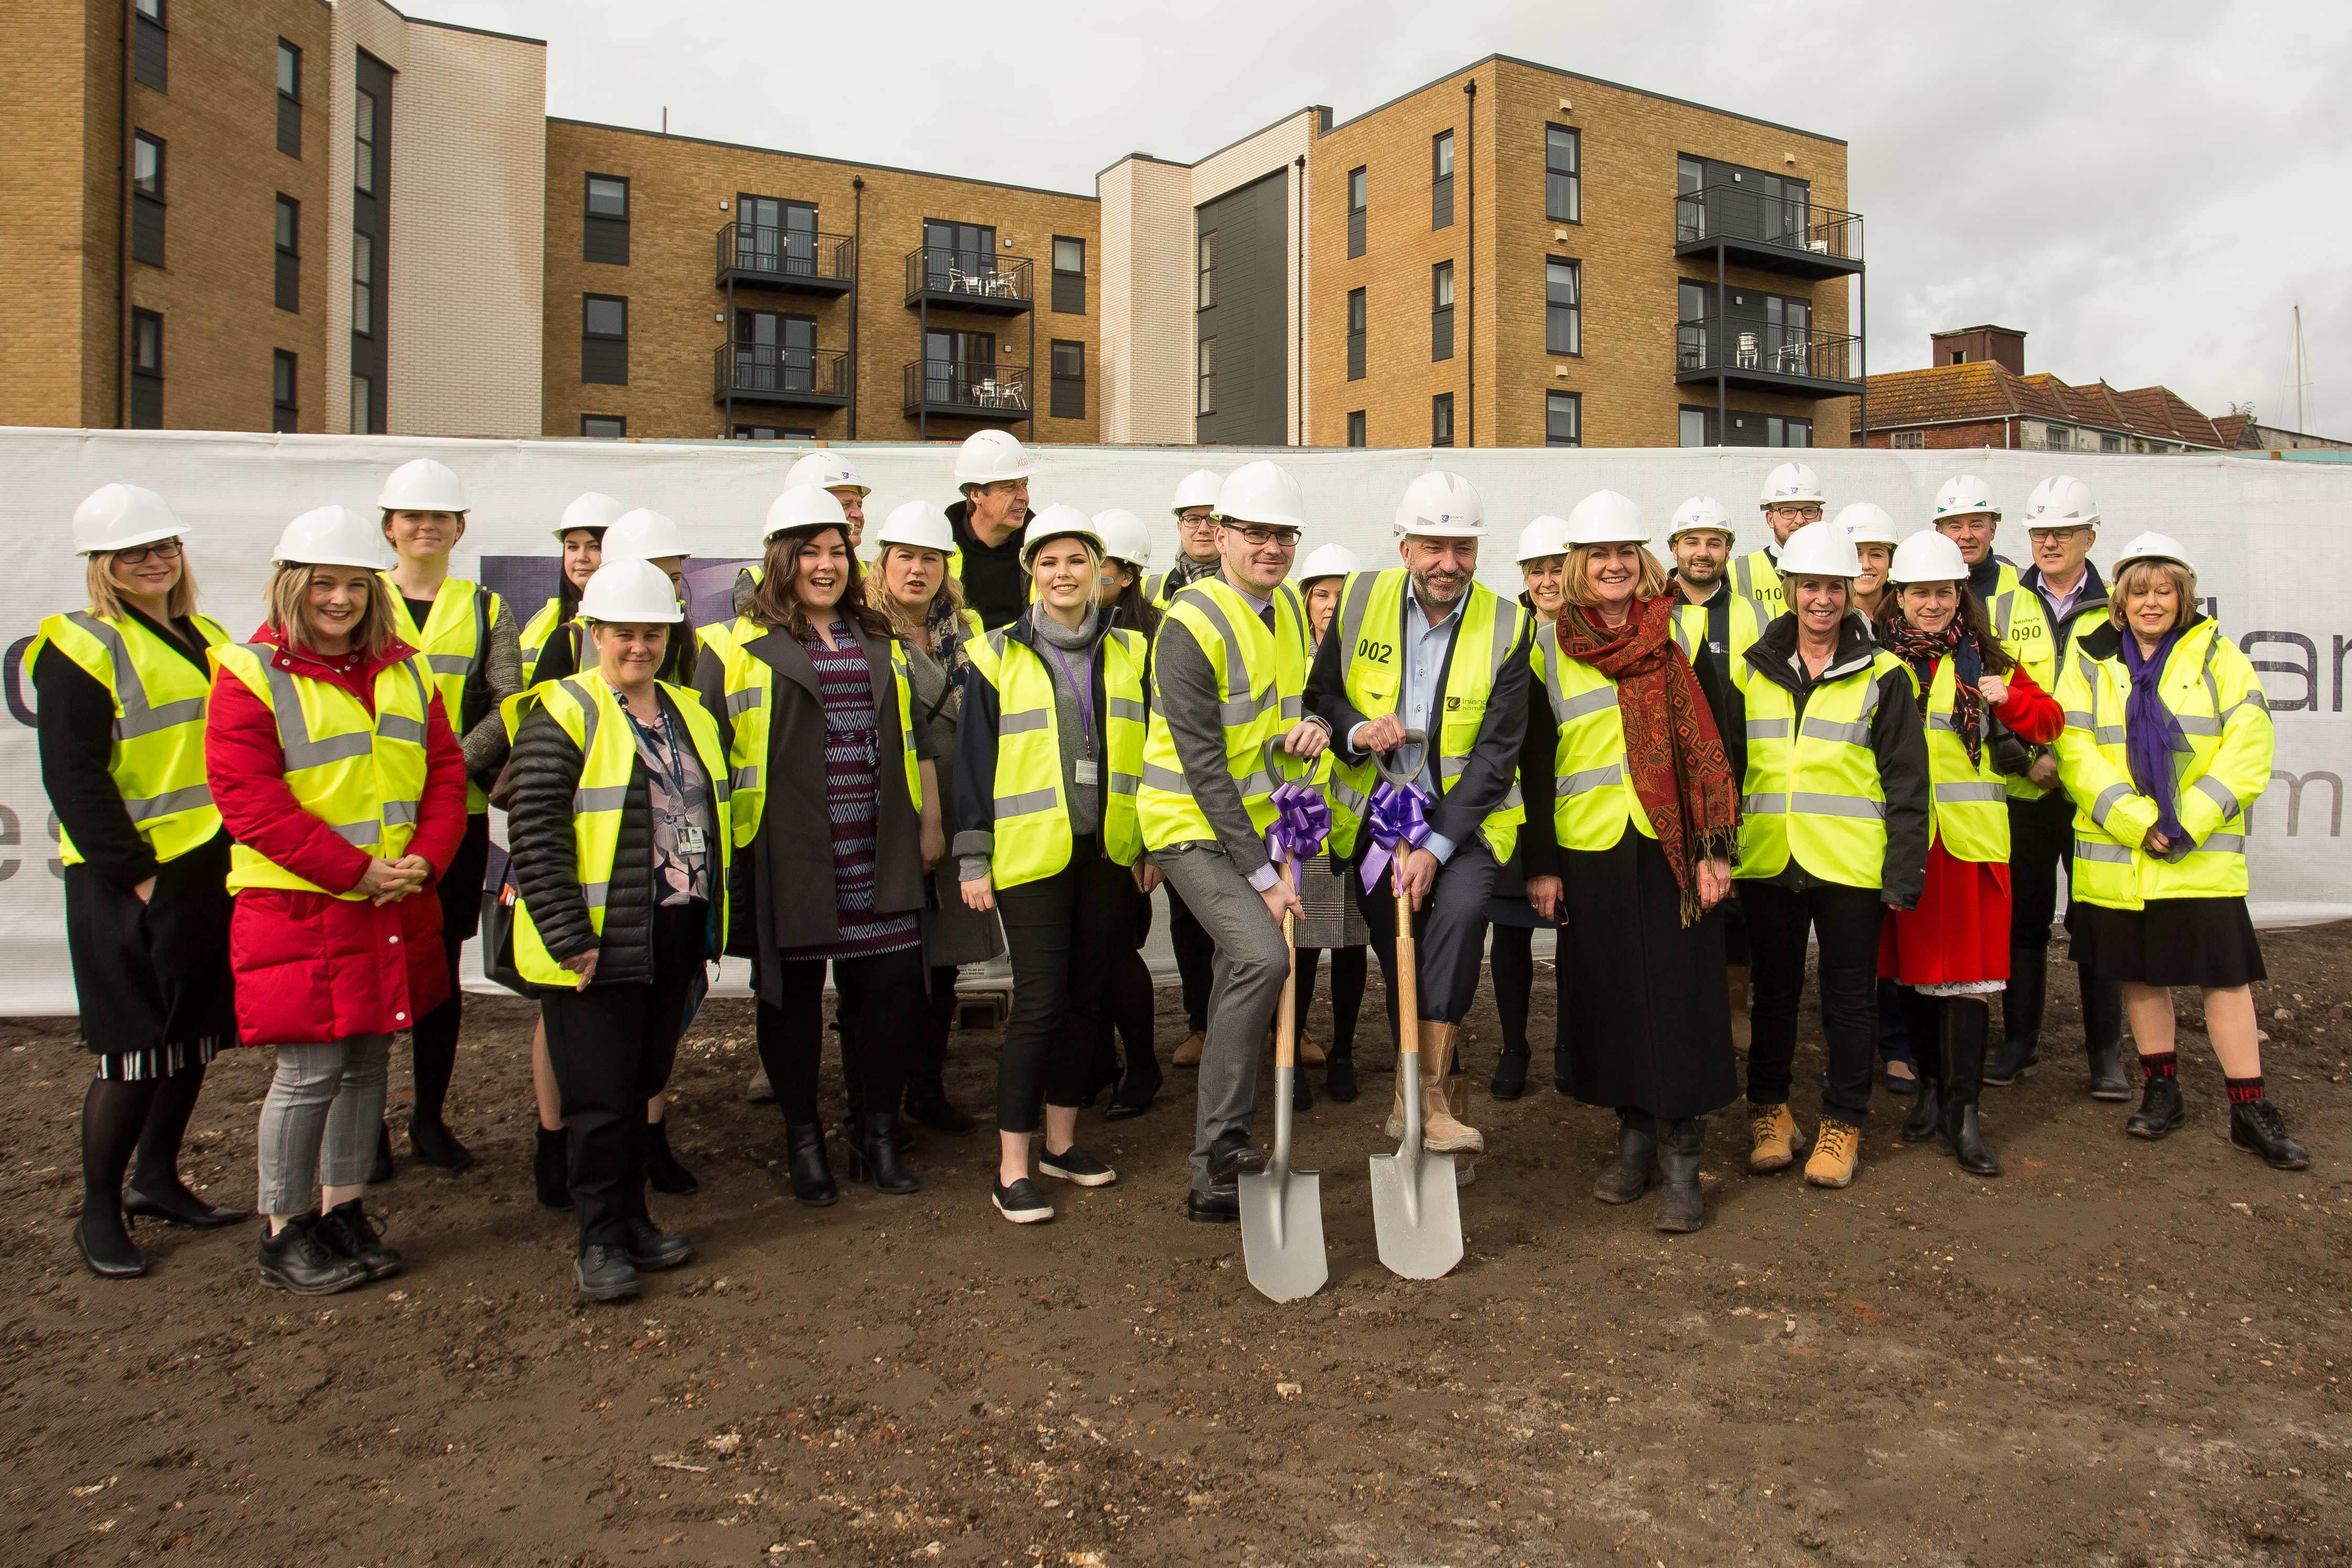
5,927,2350,1568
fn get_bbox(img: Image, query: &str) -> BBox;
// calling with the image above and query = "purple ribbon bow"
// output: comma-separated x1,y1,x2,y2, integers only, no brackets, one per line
1265,779,1332,868
1358,780,1433,893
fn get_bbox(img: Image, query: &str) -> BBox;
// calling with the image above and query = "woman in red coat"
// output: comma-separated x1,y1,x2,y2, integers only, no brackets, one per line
206,507,468,1296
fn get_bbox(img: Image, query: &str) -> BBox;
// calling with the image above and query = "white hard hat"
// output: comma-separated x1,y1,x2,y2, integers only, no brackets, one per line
786,450,870,499
1393,471,1487,538
2023,474,2099,528
1563,490,1648,547
601,507,692,564
72,483,184,555
953,429,1037,485
1832,502,1902,547
1298,543,1361,582
1775,520,1862,579
1931,473,2001,523
871,500,955,556
1093,509,1152,567
1169,469,1224,516
1020,504,1104,565
763,483,850,543
376,457,469,513
554,491,628,540
274,505,391,570
1514,517,1571,564
1759,461,1825,508
1889,529,1968,585
1213,460,1308,532
1665,495,1734,542
2111,531,2194,575
578,556,685,624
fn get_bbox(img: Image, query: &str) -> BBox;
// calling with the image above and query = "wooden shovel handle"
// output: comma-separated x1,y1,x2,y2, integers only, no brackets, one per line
1274,859,1298,1072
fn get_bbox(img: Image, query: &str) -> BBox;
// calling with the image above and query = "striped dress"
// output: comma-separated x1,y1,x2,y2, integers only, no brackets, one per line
784,622,921,961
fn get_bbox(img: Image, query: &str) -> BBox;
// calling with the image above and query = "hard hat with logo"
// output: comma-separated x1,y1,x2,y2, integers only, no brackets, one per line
1776,520,1862,579
871,501,956,556
1169,469,1224,516
553,491,628,540
578,556,686,623
2111,532,2195,576
953,429,1038,485
1514,516,1571,564
1666,495,1734,542
2022,474,2099,528
601,507,693,564
1889,529,1968,585
1758,461,1825,509
1298,543,1361,582
786,450,871,499
274,505,392,570
1020,504,1104,565
763,483,850,543
1832,502,1902,547
1393,471,1487,538
1213,461,1308,532
1093,509,1152,567
72,483,185,555
376,457,469,513
1563,490,1648,547
1931,473,2001,523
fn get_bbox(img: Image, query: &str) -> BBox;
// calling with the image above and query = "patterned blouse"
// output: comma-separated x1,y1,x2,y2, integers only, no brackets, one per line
787,622,921,960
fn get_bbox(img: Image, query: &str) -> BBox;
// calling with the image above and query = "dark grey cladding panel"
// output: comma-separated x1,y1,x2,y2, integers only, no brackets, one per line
1194,168,1292,447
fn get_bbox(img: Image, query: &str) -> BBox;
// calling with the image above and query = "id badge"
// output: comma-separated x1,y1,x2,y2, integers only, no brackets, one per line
1072,759,1101,787
676,824,707,855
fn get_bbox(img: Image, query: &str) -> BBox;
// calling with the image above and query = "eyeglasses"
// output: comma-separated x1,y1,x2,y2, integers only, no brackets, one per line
2027,527,2092,544
1220,523,1300,549
113,539,182,566
1766,504,1824,520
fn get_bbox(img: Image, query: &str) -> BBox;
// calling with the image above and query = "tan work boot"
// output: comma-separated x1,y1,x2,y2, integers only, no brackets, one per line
1172,1030,1205,1068
1299,1034,1328,1067
1417,1025,1485,1154
1804,1117,1861,1188
1746,1101,1808,1173
1447,1074,1477,1185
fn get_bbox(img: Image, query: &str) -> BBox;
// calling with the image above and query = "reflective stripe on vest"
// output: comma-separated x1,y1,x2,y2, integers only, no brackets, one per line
1920,657,2009,863
970,624,1149,887
717,620,921,847
1730,648,1905,889
1731,549,1784,615
382,577,501,812
517,596,569,688
1670,591,1769,671
1530,623,1654,852
1138,578,1313,850
1982,560,2059,801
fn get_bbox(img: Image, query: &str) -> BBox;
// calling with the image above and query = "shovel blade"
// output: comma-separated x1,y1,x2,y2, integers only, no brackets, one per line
1238,1165,1327,1302
1368,1146,1463,1279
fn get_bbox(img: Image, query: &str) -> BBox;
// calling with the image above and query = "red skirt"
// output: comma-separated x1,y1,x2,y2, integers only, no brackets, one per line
1880,841,2011,986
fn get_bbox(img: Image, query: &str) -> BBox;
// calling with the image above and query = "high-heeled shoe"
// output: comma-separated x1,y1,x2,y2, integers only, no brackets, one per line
74,1206,148,1279
123,1178,246,1229
642,1118,699,1195
784,1121,836,1208
846,1111,921,1195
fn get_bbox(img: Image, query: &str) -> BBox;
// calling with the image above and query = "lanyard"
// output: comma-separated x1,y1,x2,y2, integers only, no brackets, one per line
1045,640,1097,759
628,701,687,792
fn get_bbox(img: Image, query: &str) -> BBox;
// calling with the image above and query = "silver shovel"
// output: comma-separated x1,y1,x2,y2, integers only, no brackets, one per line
1239,738,1328,1302
1365,731,1463,1280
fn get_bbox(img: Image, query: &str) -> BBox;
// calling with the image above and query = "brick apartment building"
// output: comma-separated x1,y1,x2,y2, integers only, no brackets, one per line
4,9,1865,452
1852,325,2238,456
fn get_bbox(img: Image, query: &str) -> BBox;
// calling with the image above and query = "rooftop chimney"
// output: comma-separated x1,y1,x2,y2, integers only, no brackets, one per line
1930,325,2027,375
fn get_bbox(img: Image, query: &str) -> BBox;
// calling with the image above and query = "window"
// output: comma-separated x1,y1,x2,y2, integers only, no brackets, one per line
276,41,301,157
1431,131,1454,229
1196,231,1216,310
1051,236,1085,313
1679,407,1711,448
1346,288,1365,381
1546,390,1581,448
734,196,819,276
738,309,818,393
274,195,299,312
2099,431,2123,453
1431,393,1454,448
1546,258,1581,356
584,175,629,265
1767,415,1812,447
353,88,377,195
2043,422,2073,451
350,374,372,435
1889,429,1926,450
1546,125,1581,222
1196,338,1215,417
131,132,164,266
922,219,997,291
581,415,625,439
732,425,816,441
1346,410,1366,448
1346,166,1366,257
272,350,297,432
130,310,163,428
1680,406,1812,448
1431,262,1454,362
134,0,167,91
1050,339,1085,419
582,295,628,385
351,232,374,335
1947,349,1966,364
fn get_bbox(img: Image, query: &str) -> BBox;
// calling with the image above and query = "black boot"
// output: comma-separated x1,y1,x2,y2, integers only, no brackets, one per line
574,1244,640,1303
2126,1074,2184,1139
2229,1099,2310,1170
1324,1047,1358,1104
534,1127,573,1210
784,1121,837,1207
848,1111,921,1195
1593,1108,1656,1204
1291,1066,1313,1113
1896,985,1944,1145
1104,1058,1162,1121
1653,1117,1707,1233
1491,1046,1529,1101
315,1198,403,1279
368,1122,395,1184
2082,971,2130,1100
1985,948,2045,1086
406,1111,475,1172
1940,999,2000,1176
257,1215,366,1295
73,1204,148,1279
907,1081,979,1134
642,1116,699,1195
622,1178,692,1270
1898,1074,1944,1144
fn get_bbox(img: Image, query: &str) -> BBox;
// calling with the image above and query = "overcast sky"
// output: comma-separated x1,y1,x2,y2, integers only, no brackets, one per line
444,0,2348,435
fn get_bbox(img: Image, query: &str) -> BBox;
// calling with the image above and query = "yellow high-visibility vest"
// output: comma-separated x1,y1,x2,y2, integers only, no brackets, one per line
1730,548,1784,615
1731,647,1908,888
1138,577,1314,850
1917,657,2012,863
517,596,574,689
964,623,1148,885
381,576,504,812
714,618,920,847
1527,622,1655,852
1971,559,2059,802
1671,589,1771,673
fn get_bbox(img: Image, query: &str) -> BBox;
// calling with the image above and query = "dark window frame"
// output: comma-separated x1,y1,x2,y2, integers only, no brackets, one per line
1197,229,1216,310
1431,261,1454,362
1346,410,1366,448
1546,124,1581,224
272,349,298,432
1346,165,1367,257
1197,337,1216,417
1545,255,1582,357
353,86,378,196
350,374,373,435
1545,389,1581,448
1049,338,1086,418
130,310,163,428
1346,287,1366,381
584,172,630,266
131,131,166,266
275,39,301,157
731,424,817,441
351,230,375,337
274,193,300,313
134,0,167,91
1431,392,1454,449
1051,235,1086,315
582,293,629,386
581,415,626,439
1431,130,1454,229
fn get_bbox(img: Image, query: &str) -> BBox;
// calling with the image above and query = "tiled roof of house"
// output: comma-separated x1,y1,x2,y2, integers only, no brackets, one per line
2211,413,2254,448
1853,362,2229,449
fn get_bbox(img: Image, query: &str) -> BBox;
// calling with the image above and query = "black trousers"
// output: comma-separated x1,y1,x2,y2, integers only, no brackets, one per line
541,901,705,1250
995,836,1127,1132
1094,870,1157,1085
1356,840,1498,1030
757,944,926,1127
1165,881,1215,1034
1294,944,1368,1054
2007,791,2074,947
411,813,491,1123
1491,924,1535,1058
1740,879,1883,1123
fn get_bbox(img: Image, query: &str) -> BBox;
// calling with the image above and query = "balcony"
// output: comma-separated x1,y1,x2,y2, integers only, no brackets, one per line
903,246,1033,314
716,222,856,296
714,343,852,409
902,359,1031,420
1675,319,1862,398
1673,186,1863,279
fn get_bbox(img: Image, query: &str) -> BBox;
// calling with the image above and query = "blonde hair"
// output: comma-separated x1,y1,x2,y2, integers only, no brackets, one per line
2110,559,2197,632
266,563,397,658
1560,543,1670,608
875,542,966,636
85,550,200,623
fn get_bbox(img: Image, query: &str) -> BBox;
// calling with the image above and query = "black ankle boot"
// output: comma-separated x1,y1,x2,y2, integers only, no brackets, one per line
1491,1047,1529,1101
1653,1117,1707,1233
642,1117,699,1195
1986,948,2045,1086
2083,972,2130,1100
1325,1048,1358,1104
784,1120,837,1207
257,1215,366,1295
1940,1000,2000,1176
316,1198,402,1279
906,1083,979,1134
74,1203,147,1279
2229,1099,2310,1170
848,1111,920,1195
406,1112,474,1172
1898,1075,1944,1144
1593,1109,1656,1204
2126,1075,2184,1139
534,1127,573,1210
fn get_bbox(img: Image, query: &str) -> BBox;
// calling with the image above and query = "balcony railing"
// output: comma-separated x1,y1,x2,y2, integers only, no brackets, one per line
717,222,855,292
714,342,851,405
902,359,1031,417
1674,185,1863,274
903,246,1033,311
1675,318,1861,390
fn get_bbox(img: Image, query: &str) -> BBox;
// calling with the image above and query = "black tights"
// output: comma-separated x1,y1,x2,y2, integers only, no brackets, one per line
82,1060,209,1218
1293,945,1368,1055
1491,925,1535,1059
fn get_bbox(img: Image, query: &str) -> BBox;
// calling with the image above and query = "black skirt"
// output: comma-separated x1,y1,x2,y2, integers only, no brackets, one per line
64,829,237,1064
2069,897,2266,988
1555,828,1738,1121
